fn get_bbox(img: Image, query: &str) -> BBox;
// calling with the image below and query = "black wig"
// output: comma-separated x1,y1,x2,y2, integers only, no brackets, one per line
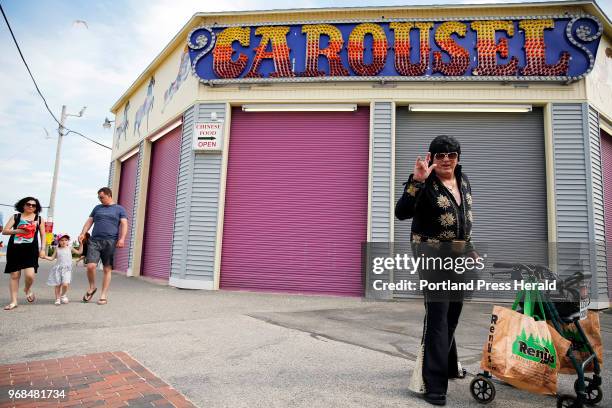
428,135,461,165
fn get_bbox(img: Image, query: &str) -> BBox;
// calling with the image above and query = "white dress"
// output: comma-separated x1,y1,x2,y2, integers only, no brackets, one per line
47,247,73,285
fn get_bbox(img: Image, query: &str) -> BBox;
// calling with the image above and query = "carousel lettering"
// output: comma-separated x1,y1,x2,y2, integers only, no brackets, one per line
189,16,602,81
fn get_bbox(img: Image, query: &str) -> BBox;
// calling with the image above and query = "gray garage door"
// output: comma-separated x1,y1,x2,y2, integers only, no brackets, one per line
393,108,548,300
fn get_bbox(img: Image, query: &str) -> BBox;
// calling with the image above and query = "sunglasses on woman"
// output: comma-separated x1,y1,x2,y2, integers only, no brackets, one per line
434,152,459,160
25,203,37,207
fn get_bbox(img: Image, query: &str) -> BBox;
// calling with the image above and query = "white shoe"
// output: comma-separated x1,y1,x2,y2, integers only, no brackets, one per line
54,299,61,306
60,295,69,304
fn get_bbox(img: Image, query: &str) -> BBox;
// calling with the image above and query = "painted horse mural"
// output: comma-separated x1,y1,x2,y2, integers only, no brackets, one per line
162,47,190,113
134,77,155,136
114,101,130,149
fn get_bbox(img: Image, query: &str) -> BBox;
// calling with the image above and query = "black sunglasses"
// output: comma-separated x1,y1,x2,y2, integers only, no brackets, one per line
25,203,37,207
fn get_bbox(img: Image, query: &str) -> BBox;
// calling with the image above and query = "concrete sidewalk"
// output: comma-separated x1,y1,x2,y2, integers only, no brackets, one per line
1,261,610,407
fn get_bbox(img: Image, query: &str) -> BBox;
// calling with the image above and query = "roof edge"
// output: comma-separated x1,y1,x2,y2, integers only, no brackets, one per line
110,1,611,113
190,1,605,18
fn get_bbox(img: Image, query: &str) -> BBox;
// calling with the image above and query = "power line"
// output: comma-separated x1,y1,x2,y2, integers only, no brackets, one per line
0,3,112,151
65,130,112,150
0,3,60,123
0,203,50,208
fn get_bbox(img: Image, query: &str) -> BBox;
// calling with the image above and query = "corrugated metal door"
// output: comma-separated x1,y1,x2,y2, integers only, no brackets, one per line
142,127,182,280
394,109,548,300
114,153,138,272
601,130,612,297
220,108,369,296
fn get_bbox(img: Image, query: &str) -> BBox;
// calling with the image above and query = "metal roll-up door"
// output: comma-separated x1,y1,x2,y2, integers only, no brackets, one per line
220,108,369,296
114,153,138,272
601,130,612,298
141,127,182,280
394,108,548,300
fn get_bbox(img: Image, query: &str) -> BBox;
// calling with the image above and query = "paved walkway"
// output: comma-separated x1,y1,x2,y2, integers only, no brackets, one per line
1,261,610,407
0,352,195,408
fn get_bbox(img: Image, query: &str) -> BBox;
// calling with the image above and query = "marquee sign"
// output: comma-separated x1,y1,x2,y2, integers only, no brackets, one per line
187,15,602,84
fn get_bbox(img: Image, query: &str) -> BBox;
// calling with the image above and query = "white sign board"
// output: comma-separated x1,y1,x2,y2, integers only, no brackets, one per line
193,121,224,151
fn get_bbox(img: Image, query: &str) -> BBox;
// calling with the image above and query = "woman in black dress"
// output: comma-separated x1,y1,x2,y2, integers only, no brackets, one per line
3,197,47,310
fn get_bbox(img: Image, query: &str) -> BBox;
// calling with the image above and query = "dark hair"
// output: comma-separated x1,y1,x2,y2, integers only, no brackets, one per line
15,197,42,214
97,187,113,197
428,135,461,165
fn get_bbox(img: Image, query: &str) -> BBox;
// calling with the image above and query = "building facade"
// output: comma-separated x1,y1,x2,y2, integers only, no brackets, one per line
108,1,612,308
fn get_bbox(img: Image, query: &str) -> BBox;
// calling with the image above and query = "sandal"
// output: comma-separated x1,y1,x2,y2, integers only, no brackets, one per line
26,292,36,303
4,303,18,311
97,298,108,305
82,288,97,303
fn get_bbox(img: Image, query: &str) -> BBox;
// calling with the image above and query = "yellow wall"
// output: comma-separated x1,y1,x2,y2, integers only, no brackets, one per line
198,81,586,104
586,35,612,121
112,44,198,159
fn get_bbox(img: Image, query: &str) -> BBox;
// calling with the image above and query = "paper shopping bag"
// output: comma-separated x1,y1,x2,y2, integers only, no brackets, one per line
481,306,568,395
549,311,604,374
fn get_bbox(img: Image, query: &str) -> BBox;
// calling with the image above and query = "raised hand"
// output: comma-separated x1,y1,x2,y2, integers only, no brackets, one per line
413,153,437,182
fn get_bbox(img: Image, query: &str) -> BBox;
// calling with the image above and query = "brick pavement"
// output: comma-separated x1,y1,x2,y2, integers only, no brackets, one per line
0,352,196,408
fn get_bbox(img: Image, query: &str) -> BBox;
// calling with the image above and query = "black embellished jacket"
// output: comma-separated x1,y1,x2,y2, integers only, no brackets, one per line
395,165,474,254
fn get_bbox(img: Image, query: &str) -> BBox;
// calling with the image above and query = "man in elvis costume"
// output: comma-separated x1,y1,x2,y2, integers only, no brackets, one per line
396,135,477,406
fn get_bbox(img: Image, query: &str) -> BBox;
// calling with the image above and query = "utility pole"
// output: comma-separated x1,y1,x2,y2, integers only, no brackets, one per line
47,105,86,221
47,105,66,221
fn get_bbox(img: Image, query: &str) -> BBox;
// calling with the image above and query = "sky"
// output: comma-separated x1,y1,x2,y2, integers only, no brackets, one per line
1,0,611,243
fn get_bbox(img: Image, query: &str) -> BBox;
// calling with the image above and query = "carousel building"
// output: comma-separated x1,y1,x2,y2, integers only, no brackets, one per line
108,1,612,308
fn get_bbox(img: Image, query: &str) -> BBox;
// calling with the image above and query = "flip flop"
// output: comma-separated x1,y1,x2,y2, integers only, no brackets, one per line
4,303,18,311
82,288,97,302
97,298,107,305
26,292,36,303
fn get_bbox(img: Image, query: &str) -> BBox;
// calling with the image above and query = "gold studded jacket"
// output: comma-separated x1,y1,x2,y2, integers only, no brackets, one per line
395,165,474,254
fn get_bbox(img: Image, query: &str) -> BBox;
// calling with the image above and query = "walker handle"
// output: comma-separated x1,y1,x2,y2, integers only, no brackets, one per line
493,262,518,269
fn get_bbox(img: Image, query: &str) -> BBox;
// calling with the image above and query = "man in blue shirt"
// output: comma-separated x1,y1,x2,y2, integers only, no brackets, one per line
79,187,128,305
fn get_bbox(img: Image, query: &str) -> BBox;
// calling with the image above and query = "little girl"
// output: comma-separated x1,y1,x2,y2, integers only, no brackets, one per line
45,234,82,305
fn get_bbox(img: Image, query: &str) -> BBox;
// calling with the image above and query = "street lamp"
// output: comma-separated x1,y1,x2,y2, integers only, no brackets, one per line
102,117,114,129
47,105,86,221
69,106,87,117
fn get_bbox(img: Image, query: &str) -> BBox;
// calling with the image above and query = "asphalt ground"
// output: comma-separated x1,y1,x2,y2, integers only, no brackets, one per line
1,260,610,408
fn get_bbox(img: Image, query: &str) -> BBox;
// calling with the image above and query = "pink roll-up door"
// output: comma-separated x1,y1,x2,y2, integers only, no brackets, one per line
141,127,182,280
114,153,138,272
601,130,612,297
220,108,369,296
